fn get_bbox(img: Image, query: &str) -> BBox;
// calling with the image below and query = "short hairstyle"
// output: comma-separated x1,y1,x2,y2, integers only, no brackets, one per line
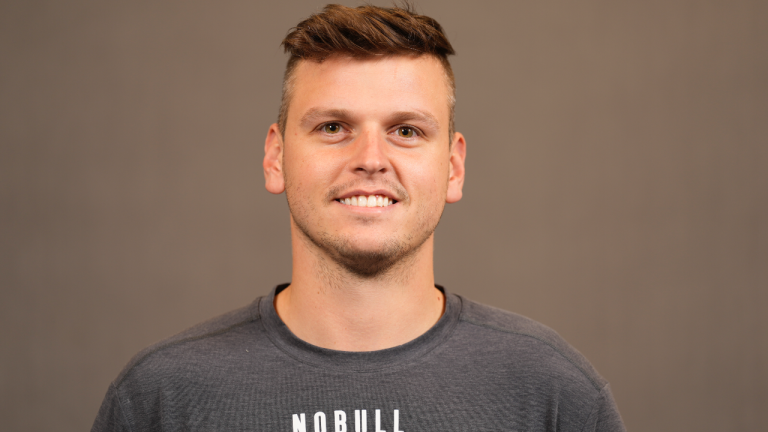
278,3,456,138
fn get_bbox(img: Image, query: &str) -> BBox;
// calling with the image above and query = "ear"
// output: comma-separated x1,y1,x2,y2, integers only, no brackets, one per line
446,132,466,203
263,123,285,194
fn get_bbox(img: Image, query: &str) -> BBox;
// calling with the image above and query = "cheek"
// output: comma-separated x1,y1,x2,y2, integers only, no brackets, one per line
285,149,342,198
282,152,310,200
284,144,317,181
403,156,450,198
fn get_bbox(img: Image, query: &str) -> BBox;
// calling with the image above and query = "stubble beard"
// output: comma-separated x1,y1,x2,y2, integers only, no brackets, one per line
286,182,444,280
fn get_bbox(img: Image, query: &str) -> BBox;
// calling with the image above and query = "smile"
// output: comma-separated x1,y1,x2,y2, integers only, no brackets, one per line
336,195,396,208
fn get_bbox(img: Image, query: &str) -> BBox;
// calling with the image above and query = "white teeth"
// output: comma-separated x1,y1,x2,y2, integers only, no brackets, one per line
338,194,395,207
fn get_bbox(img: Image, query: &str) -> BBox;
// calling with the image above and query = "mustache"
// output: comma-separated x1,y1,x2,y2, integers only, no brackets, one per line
325,179,409,203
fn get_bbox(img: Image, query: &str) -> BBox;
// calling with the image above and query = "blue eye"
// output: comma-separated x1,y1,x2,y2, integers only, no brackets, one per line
323,123,342,134
397,127,414,138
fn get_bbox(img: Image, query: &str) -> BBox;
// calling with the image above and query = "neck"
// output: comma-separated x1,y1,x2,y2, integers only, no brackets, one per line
275,224,445,352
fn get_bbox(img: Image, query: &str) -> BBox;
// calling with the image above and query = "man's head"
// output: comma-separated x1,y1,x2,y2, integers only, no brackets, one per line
277,3,456,138
264,4,466,279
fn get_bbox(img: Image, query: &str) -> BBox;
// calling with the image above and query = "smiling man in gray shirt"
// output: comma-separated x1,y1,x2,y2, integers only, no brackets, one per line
92,4,625,431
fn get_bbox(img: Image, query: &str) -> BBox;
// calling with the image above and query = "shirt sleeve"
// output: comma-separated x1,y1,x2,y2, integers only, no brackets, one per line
91,383,132,432
581,383,626,432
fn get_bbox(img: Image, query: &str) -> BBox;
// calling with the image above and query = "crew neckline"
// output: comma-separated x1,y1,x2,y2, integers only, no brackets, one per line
258,283,462,372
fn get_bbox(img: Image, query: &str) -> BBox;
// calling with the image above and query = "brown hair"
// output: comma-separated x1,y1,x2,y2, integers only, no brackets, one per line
278,3,456,137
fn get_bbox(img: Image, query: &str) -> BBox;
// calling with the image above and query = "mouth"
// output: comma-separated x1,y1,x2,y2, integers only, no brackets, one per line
335,194,398,208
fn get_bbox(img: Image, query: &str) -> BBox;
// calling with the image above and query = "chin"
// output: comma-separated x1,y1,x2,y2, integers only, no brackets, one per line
292,210,435,278
304,228,426,279
326,237,408,276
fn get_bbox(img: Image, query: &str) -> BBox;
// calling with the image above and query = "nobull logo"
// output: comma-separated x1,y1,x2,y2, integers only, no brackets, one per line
292,409,404,432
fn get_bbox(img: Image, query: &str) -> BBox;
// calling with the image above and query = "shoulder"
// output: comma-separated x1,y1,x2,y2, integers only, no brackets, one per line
113,297,262,387
93,298,265,430
453,294,607,392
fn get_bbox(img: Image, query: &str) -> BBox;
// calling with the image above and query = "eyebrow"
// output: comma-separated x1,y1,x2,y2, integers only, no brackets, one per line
298,107,441,132
387,110,440,131
299,108,354,129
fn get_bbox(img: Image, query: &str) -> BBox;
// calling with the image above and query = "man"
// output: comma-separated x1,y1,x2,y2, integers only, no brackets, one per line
93,4,625,431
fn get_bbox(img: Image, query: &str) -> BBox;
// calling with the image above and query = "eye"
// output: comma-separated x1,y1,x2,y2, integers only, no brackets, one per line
322,123,342,134
396,126,415,138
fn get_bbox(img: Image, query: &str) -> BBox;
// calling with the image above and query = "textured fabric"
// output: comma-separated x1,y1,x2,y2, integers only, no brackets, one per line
92,285,625,432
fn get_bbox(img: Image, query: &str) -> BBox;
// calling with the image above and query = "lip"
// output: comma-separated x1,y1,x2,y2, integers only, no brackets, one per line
334,201,397,213
334,189,398,201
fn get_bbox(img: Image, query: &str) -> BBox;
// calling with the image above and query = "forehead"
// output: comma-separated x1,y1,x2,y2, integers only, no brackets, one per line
287,55,451,129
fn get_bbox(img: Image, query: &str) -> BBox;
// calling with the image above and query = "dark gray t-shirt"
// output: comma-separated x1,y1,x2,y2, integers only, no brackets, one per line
92,285,625,432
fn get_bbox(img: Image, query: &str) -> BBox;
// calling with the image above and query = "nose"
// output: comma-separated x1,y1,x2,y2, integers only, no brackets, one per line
350,127,390,175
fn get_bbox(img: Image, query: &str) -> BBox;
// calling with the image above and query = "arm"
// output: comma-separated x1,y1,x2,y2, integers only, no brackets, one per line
91,383,132,432
581,384,626,432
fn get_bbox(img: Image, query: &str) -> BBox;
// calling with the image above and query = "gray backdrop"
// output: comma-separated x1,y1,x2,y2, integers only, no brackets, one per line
1,1,766,431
